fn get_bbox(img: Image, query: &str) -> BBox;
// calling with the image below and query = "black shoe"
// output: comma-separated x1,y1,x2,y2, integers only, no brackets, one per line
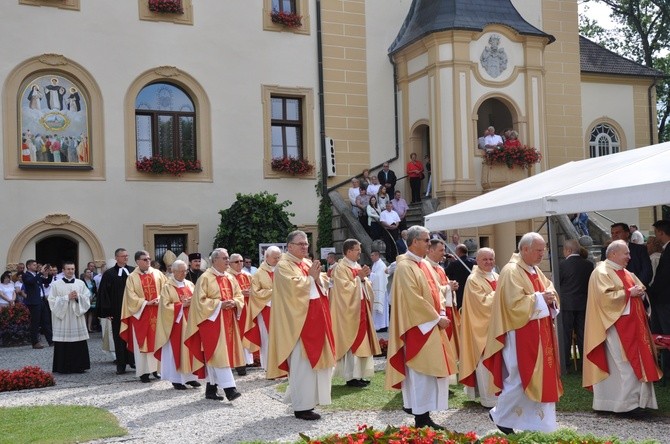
140,374,151,383
129,364,136,369
376,327,388,332
152,371,161,379
346,379,366,388
115,369,127,375
414,413,444,430
358,379,370,386
172,383,187,390
402,407,413,415
236,366,247,376
223,387,241,401
489,412,513,435
205,383,224,400
294,410,321,420
185,380,201,388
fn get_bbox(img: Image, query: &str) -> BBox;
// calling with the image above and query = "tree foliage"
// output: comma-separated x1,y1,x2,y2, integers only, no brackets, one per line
315,178,333,250
580,0,670,140
213,192,295,262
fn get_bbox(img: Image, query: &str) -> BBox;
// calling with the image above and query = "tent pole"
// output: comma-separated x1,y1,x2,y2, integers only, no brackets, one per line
547,216,567,374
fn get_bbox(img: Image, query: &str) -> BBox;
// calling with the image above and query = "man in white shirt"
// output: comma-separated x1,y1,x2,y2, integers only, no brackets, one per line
370,250,389,332
380,202,400,234
483,126,503,151
630,225,644,244
366,175,381,196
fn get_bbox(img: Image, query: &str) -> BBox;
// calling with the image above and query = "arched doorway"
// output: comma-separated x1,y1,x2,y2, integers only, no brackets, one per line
409,123,430,196
36,236,78,273
477,98,513,138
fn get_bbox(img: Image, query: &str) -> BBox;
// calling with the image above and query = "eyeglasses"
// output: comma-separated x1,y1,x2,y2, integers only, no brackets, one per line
139,258,151,261
230,260,243,263
290,242,309,247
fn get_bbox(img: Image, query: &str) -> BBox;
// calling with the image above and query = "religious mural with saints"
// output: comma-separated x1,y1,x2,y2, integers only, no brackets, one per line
19,74,91,168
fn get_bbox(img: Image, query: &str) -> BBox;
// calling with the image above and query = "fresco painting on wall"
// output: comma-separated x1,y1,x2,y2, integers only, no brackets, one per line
19,74,91,168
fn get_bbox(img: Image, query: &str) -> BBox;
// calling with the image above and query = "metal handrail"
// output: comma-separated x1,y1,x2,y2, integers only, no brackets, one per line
592,211,615,224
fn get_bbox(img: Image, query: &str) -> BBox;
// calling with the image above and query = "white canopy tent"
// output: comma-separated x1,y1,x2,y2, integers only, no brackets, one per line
425,142,670,231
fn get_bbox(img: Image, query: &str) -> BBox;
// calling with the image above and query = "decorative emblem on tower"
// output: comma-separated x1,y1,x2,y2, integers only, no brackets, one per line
480,34,508,78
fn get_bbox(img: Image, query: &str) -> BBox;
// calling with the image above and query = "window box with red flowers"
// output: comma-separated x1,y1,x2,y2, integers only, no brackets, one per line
271,157,313,176
483,145,542,170
270,10,303,28
136,156,202,177
148,0,183,14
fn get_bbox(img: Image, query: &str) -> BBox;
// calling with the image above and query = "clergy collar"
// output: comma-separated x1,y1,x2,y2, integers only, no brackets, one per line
342,257,360,268
405,250,424,263
210,267,228,277
261,261,275,272
228,268,242,276
517,257,537,274
425,257,441,267
605,259,624,271
285,252,306,264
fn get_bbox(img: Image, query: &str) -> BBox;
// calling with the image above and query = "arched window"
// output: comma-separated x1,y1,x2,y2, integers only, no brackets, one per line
135,82,196,162
589,123,620,158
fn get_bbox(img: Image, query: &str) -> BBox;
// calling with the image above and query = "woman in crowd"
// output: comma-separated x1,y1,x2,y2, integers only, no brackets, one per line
377,186,390,209
366,195,382,240
0,271,16,307
13,272,25,304
348,178,361,217
360,168,371,188
82,268,97,332
503,130,522,148
406,152,424,204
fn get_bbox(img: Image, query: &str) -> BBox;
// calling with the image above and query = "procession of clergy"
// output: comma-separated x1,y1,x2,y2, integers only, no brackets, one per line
52,226,662,433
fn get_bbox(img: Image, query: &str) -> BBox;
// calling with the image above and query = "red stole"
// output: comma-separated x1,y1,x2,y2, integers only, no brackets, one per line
431,264,457,341
244,270,273,348
486,279,497,290
234,273,251,338
196,276,238,367
347,266,373,354
514,270,562,402
288,261,335,369
128,273,159,353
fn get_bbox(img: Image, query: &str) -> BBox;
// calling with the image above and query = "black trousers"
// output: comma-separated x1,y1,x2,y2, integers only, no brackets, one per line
27,299,52,345
409,177,422,203
111,316,135,369
561,309,585,367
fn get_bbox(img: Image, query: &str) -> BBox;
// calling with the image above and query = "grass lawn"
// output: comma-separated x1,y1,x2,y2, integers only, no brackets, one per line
287,371,670,415
0,405,126,444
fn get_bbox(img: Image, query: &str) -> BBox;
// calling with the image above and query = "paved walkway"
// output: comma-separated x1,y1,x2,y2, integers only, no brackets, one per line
1,333,670,443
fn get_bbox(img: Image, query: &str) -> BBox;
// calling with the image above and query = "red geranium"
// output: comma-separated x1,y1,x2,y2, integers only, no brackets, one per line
270,10,303,28
271,157,313,176
148,0,183,14
0,366,55,392
483,145,541,169
136,156,202,177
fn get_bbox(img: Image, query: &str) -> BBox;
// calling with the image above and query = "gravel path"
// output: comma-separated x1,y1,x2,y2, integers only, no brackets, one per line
1,333,670,443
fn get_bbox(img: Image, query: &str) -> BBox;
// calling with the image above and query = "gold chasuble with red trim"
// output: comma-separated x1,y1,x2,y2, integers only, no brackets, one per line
428,260,461,361
120,268,166,353
385,255,454,391
482,254,563,403
184,269,246,376
266,253,335,380
231,271,252,344
244,263,274,351
583,261,662,389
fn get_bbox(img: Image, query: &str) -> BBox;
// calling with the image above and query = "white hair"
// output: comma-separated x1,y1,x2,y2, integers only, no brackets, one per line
518,232,544,251
606,239,627,258
210,248,228,261
171,259,187,271
265,246,282,260
230,253,243,262
476,247,495,259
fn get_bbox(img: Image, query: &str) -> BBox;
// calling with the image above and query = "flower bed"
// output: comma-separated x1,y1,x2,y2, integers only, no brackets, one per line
270,10,303,28
271,157,313,175
148,0,183,14
302,425,621,444
483,145,541,169
0,304,30,346
0,366,55,392
136,156,201,176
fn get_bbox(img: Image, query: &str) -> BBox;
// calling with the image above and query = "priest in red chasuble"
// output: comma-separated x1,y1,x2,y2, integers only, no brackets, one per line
385,226,453,430
244,246,282,370
184,248,245,402
330,239,380,388
154,259,201,390
483,232,562,434
228,253,255,374
120,250,167,383
583,240,661,413
459,247,499,408
267,230,335,421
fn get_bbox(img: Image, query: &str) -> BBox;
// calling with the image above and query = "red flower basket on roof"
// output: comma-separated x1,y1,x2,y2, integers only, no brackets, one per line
483,145,541,169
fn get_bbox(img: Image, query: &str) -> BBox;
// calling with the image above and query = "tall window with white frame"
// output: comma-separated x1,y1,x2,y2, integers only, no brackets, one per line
588,123,620,158
272,0,296,13
135,82,196,162
271,95,303,159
